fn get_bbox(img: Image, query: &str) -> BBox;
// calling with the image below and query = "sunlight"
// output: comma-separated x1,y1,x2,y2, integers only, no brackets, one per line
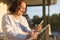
0,2,7,32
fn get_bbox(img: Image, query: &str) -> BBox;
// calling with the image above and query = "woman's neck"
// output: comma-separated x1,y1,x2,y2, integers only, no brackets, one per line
13,12,22,17
12,13,23,20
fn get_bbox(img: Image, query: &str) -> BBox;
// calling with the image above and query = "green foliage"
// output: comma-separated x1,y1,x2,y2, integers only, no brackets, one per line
32,15,42,27
32,13,60,32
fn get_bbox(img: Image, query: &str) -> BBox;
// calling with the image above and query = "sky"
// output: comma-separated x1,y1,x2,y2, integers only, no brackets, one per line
26,0,60,19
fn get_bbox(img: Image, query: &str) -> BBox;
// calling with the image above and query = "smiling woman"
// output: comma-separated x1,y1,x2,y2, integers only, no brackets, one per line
1,0,42,40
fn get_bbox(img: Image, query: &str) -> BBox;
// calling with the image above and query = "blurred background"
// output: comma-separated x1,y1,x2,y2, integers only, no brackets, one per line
0,0,60,40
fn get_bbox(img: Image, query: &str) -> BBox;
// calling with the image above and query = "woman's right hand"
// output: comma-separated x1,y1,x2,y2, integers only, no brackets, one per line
27,31,37,40
31,31,37,40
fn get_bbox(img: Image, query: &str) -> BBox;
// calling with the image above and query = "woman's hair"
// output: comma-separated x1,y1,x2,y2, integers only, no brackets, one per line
9,0,27,14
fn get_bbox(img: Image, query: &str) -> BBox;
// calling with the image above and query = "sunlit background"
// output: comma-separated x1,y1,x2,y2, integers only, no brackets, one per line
0,0,60,40
0,3,7,32
0,0,60,32
27,0,60,18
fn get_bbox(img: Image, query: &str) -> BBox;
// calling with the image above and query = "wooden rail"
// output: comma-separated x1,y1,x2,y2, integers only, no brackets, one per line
27,24,50,40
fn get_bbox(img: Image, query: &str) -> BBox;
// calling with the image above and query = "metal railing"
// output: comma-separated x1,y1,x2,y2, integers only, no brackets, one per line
27,24,50,40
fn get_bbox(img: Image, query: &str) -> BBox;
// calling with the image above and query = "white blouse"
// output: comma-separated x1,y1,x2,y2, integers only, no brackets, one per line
2,14,31,40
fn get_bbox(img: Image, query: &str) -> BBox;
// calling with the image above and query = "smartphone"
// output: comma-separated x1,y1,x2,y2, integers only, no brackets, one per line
34,20,44,32
39,20,44,25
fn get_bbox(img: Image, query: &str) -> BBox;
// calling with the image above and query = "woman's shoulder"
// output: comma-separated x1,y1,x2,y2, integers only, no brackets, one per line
22,16,27,20
3,13,12,18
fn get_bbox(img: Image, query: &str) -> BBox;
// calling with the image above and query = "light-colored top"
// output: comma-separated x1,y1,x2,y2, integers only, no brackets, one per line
2,14,31,40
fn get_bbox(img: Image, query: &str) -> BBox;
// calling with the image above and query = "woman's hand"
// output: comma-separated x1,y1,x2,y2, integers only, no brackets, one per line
31,24,42,40
27,31,37,40
27,24,42,40
35,24,42,32
31,32,37,40
35,20,44,32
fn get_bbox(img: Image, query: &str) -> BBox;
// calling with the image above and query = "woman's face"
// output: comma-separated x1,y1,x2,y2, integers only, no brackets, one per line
17,2,26,15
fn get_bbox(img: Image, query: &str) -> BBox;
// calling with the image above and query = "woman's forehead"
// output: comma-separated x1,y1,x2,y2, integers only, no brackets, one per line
20,2,26,7
20,2,26,6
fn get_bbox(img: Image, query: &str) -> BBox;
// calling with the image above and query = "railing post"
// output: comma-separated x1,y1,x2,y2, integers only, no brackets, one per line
45,27,49,40
53,36,56,40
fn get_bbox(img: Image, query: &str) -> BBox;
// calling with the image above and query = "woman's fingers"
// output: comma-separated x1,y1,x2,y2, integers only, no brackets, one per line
31,32,37,40
31,32,37,36
36,24,42,32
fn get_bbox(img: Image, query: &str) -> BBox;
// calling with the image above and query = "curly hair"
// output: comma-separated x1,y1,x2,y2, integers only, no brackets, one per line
9,0,27,14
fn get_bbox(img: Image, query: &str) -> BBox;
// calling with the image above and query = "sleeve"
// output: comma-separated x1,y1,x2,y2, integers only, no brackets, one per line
2,15,29,40
2,15,16,39
24,17,32,33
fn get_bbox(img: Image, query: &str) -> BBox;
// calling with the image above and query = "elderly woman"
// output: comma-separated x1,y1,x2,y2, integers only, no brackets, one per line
2,0,42,40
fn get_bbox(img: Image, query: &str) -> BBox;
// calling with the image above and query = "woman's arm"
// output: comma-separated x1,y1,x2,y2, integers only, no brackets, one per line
2,15,29,40
2,15,17,39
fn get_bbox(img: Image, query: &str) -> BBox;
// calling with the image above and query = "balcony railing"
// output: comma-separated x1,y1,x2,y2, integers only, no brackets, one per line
27,24,50,40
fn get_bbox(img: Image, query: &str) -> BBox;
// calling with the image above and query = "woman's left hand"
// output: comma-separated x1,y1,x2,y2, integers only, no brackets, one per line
35,24,42,32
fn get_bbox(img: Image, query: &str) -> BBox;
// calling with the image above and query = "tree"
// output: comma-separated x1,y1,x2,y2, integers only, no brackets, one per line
50,14,59,31
32,15,42,27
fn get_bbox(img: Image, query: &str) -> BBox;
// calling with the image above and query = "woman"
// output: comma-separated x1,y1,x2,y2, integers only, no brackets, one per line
2,0,42,40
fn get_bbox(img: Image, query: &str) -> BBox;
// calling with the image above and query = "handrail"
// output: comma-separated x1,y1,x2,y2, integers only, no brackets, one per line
27,24,50,40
